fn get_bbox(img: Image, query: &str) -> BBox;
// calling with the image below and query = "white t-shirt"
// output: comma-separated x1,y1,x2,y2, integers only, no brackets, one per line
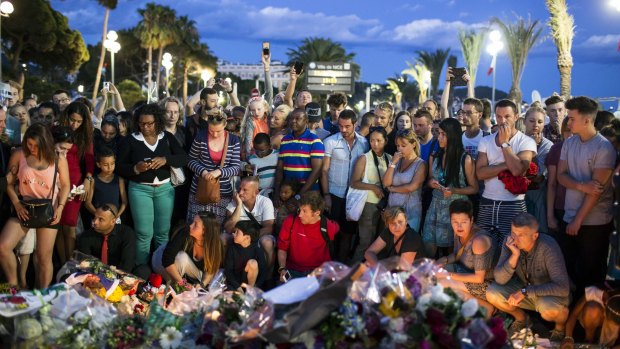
462,129,488,160
478,131,537,201
226,194,275,223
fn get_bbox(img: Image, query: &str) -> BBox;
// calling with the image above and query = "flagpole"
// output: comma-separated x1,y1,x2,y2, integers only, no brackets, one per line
491,55,496,113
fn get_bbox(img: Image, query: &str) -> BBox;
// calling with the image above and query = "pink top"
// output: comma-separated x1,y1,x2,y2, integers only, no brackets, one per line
208,133,225,164
18,154,59,204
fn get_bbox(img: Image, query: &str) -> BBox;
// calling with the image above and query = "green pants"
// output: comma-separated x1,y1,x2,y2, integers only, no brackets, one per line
128,181,175,266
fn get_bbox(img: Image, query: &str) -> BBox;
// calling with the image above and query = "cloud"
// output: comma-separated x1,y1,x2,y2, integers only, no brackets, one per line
389,19,487,47
579,34,620,49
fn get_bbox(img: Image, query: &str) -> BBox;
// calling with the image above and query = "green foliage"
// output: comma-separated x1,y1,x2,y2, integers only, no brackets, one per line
287,37,360,81
458,29,486,92
96,0,118,10
2,0,89,74
415,48,451,97
116,79,146,109
23,76,67,103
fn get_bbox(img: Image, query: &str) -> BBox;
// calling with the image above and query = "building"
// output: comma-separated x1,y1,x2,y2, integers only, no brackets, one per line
217,60,290,90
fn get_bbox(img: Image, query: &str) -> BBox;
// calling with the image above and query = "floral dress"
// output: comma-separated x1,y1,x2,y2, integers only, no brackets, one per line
422,155,467,247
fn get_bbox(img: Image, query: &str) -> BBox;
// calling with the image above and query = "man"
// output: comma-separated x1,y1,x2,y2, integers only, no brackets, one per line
422,99,440,120
487,213,570,341
323,92,348,135
373,102,394,136
412,109,438,162
306,102,330,140
185,87,219,145
476,99,537,242
543,95,566,144
321,109,369,262
76,204,136,273
224,176,276,265
277,192,339,280
284,66,313,109
52,89,71,112
461,98,490,160
273,108,324,204
557,96,616,296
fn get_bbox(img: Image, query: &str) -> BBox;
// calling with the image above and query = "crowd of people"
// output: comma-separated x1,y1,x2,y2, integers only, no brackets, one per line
0,54,619,347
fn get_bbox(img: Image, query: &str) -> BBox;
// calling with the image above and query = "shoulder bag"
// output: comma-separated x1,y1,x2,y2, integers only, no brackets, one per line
196,131,228,204
20,159,58,228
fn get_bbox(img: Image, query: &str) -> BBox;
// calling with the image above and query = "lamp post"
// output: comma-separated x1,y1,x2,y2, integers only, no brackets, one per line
423,71,432,100
0,1,14,82
611,0,620,11
486,30,503,112
103,30,121,85
161,52,173,96
201,71,211,89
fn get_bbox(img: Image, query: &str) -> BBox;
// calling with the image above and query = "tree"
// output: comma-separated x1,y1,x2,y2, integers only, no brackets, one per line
92,0,118,101
416,48,450,98
402,62,431,105
546,0,574,100
136,3,164,94
152,6,178,90
116,79,145,109
287,37,360,81
491,16,543,112
2,0,89,84
458,29,486,98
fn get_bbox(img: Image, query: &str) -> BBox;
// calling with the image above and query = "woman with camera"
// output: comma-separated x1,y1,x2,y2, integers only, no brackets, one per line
0,123,70,288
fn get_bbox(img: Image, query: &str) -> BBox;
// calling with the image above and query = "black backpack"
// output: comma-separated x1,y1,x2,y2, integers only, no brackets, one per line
289,214,335,260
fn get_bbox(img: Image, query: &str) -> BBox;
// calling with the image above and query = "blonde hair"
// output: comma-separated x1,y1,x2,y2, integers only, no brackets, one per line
395,129,421,157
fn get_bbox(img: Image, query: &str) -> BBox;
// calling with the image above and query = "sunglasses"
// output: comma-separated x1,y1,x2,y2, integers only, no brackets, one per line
98,204,118,217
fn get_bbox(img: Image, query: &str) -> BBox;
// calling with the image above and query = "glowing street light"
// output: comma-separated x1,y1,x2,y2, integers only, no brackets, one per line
201,71,211,88
486,29,503,111
161,52,173,96
610,0,620,11
0,1,14,81
103,30,121,85
423,71,432,99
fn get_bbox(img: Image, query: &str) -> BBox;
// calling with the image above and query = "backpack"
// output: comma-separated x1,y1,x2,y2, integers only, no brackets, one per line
289,214,335,260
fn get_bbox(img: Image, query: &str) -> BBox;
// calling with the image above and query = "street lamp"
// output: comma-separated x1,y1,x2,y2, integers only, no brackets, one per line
201,71,211,88
77,85,84,94
103,30,121,85
0,1,14,82
161,52,173,96
423,71,432,99
610,0,620,11
486,29,504,112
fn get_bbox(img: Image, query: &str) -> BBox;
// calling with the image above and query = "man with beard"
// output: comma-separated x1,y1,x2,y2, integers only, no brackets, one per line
321,109,368,262
543,95,566,144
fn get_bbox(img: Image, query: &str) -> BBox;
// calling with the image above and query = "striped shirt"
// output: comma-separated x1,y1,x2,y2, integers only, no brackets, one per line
187,129,241,197
248,150,279,195
279,128,325,190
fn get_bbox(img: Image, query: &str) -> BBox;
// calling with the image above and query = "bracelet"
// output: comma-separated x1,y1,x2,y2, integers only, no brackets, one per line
133,165,140,175
58,203,65,207
388,163,396,168
278,267,286,272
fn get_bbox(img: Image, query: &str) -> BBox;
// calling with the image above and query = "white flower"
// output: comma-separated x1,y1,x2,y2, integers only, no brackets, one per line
461,298,479,318
389,318,405,332
159,326,183,349
392,333,408,344
76,330,92,345
430,285,451,304
416,293,432,312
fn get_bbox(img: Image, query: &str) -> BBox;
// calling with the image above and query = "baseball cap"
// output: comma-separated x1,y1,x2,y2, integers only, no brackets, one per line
305,102,322,123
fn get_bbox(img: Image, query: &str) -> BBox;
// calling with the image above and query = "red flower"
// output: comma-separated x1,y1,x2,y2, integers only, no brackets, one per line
149,273,163,288
498,162,538,195
426,308,446,327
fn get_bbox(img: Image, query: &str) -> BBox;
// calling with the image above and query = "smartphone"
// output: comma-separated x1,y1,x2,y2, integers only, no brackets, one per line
144,158,152,163
103,81,110,90
293,61,304,75
451,67,468,87
262,42,270,56
282,270,292,283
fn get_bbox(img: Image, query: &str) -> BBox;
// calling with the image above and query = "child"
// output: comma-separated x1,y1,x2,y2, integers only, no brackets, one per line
274,178,300,236
224,221,267,291
85,147,127,223
247,133,278,197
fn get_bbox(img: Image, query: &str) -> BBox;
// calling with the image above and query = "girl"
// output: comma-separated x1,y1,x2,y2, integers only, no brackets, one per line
240,97,270,159
85,147,127,224
274,178,300,236
422,118,478,258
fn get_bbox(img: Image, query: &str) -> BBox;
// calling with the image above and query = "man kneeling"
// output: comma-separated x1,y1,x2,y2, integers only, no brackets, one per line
487,213,570,342
224,221,268,291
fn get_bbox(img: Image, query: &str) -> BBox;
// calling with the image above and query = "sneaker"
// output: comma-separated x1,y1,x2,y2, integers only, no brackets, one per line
549,329,565,342
507,320,526,334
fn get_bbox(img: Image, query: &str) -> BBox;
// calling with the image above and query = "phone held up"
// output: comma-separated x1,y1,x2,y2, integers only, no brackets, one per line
262,42,270,56
450,67,468,87
293,61,304,75
103,81,111,91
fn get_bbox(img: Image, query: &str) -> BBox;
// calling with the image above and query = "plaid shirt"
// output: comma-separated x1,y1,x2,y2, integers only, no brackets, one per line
543,124,562,144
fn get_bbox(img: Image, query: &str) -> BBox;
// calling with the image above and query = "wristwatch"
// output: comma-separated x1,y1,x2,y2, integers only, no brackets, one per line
294,194,301,201
520,287,528,298
501,142,511,149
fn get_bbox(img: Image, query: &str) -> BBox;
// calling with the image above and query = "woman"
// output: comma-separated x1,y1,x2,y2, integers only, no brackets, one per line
422,118,478,258
10,104,30,141
385,111,411,155
94,113,123,156
117,103,188,267
350,127,392,262
383,129,427,232
437,199,496,318
57,101,95,265
240,97,270,159
152,211,224,286
364,207,426,267
117,111,133,137
524,106,553,234
0,123,70,288
160,97,187,150
187,110,241,225
270,104,291,150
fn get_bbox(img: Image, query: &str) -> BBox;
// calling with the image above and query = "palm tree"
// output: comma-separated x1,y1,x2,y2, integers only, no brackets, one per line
386,76,404,111
416,48,450,98
153,6,178,90
402,62,431,105
546,0,574,100
287,37,360,79
92,0,118,101
458,29,486,98
491,16,543,113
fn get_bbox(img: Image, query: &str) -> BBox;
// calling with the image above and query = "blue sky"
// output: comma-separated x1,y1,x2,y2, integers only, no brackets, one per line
51,0,620,101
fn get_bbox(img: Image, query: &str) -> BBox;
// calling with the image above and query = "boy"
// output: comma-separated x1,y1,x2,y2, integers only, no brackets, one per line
224,221,267,290
247,133,278,197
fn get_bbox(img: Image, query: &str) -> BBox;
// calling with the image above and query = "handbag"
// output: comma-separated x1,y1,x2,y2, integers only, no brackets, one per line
20,159,58,228
196,131,228,204
170,166,186,187
371,152,390,211
345,187,367,221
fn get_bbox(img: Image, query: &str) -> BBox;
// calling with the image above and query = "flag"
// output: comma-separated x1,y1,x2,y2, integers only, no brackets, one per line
487,55,497,76
617,38,620,52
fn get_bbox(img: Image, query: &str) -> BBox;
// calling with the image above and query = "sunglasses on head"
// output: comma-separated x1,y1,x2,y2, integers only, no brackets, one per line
97,204,118,217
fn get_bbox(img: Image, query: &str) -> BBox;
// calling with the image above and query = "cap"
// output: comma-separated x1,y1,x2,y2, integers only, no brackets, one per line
250,88,260,98
305,102,322,123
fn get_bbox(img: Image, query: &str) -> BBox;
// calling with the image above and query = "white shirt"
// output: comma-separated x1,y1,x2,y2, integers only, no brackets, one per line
226,194,275,223
477,131,537,201
323,132,369,198
462,129,488,160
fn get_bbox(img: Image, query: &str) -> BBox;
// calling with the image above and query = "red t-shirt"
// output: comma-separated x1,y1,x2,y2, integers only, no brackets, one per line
277,214,339,272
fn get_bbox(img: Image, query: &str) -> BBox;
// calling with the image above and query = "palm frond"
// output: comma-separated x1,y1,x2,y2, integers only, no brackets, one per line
415,49,450,96
458,29,486,89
